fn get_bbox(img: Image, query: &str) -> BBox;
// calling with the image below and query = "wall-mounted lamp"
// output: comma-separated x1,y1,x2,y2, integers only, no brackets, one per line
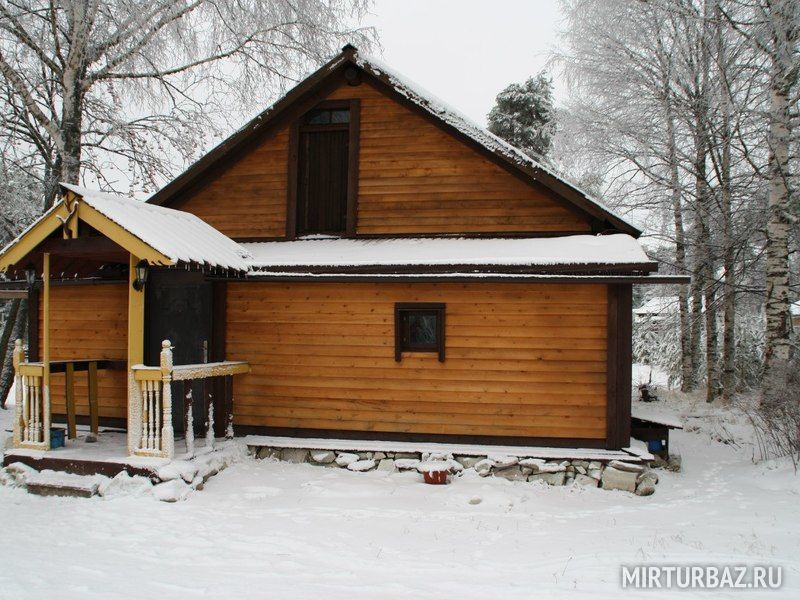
132,260,149,291
24,263,36,289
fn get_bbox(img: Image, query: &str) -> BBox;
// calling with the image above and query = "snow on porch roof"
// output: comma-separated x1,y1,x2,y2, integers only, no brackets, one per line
243,234,653,273
60,183,251,271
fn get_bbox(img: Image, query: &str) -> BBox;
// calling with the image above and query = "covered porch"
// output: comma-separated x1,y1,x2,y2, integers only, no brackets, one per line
0,184,251,466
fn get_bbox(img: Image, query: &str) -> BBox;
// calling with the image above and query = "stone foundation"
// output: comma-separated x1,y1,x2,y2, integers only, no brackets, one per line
248,445,662,496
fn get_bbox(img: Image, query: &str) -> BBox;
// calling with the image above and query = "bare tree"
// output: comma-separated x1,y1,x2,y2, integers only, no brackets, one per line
0,0,375,206
554,0,780,402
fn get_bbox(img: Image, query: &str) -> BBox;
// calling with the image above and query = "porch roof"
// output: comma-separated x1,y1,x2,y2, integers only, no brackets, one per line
0,184,251,273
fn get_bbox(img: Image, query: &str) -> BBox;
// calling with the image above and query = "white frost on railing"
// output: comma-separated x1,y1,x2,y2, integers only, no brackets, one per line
206,401,215,451
185,388,194,457
12,339,49,450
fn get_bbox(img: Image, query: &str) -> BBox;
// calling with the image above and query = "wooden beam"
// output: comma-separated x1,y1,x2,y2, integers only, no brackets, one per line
126,253,145,453
0,290,27,299
63,190,80,239
38,237,128,260
606,284,633,450
0,203,70,271
77,202,173,266
211,282,227,437
346,98,360,237
27,286,39,361
88,361,99,435
42,252,51,449
65,362,76,439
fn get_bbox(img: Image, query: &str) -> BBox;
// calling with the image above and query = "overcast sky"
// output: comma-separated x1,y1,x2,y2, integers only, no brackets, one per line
365,0,567,127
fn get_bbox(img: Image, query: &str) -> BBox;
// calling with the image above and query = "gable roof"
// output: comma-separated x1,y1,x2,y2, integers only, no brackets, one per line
0,183,251,273
147,46,641,238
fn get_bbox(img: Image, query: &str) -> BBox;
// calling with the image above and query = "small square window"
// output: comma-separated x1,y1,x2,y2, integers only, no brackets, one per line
395,303,445,362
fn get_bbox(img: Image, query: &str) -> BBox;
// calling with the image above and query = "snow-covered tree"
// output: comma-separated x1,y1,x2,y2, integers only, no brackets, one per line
554,0,793,405
487,73,556,160
0,0,376,206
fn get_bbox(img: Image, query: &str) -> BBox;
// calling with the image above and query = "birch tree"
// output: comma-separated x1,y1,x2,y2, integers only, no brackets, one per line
722,0,800,398
555,0,773,401
0,0,375,206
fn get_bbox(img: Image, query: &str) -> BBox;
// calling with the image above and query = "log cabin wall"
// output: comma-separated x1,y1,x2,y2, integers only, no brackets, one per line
226,281,608,442
171,80,592,238
40,283,128,419
327,83,591,236
170,128,290,239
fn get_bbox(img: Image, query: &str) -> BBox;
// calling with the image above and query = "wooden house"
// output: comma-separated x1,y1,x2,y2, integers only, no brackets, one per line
0,46,686,471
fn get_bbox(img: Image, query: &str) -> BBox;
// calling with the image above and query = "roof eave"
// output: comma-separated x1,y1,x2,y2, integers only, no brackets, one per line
146,46,641,238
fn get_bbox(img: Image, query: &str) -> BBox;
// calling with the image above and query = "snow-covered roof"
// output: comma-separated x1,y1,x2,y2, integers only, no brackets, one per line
243,234,652,273
147,47,640,237
61,183,250,271
352,52,636,233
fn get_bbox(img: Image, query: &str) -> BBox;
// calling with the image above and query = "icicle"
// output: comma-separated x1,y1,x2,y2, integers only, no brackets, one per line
185,388,195,457
226,405,234,440
206,398,215,450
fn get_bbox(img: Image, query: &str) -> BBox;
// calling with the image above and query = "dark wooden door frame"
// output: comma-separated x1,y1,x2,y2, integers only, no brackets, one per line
286,98,360,239
144,270,213,434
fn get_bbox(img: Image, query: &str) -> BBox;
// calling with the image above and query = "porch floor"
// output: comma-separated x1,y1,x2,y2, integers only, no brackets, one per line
243,434,652,462
3,425,220,479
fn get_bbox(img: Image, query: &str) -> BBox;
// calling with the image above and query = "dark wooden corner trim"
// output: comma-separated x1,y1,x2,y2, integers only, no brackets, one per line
211,281,228,437
285,120,300,240
606,284,632,449
394,302,446,362
346,98,361,237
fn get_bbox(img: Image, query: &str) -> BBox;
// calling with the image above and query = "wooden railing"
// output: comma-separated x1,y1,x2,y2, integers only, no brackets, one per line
130,340,249,459
13,340,49,450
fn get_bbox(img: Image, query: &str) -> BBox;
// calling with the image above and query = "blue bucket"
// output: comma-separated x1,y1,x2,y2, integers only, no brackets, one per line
647,439,664,453
50,427,66,449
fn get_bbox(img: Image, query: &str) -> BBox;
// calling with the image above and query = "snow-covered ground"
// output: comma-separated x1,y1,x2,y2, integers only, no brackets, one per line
1,380,798,599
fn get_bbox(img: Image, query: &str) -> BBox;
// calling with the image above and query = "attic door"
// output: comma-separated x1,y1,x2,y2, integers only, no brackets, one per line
296,103,353,236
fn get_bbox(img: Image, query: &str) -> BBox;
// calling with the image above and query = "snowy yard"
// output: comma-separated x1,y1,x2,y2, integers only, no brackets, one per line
1,387,799,598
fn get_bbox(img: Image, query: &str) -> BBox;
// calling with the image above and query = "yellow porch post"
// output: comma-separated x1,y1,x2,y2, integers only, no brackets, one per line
126,253,145,454
42,252,51,449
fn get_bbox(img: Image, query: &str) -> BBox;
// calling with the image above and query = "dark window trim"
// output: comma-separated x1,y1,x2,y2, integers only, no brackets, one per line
286,99,360,239
394,302,445,363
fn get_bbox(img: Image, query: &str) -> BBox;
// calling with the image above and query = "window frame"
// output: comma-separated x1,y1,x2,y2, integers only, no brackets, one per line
286,99,360,239
394,302,446,362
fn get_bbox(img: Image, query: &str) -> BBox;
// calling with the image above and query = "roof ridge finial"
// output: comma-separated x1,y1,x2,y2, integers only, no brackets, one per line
341,43,357,55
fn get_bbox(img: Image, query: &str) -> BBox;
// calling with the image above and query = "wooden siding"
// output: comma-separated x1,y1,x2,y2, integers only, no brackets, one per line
226,282,607,440
171,128,290,239
40,283,128,419
327,83,591,235
172,81,592,238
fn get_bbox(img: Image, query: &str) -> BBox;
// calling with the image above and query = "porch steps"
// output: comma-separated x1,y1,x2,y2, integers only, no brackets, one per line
25,470,106,498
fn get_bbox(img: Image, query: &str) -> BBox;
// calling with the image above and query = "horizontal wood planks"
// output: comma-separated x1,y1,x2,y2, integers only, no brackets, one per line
40,284,128,419
226,282,608,439
328,83,591,235
171,128,290,238
173,80,593,238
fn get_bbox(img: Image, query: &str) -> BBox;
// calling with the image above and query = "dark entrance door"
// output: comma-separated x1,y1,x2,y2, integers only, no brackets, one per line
145,270,212,434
